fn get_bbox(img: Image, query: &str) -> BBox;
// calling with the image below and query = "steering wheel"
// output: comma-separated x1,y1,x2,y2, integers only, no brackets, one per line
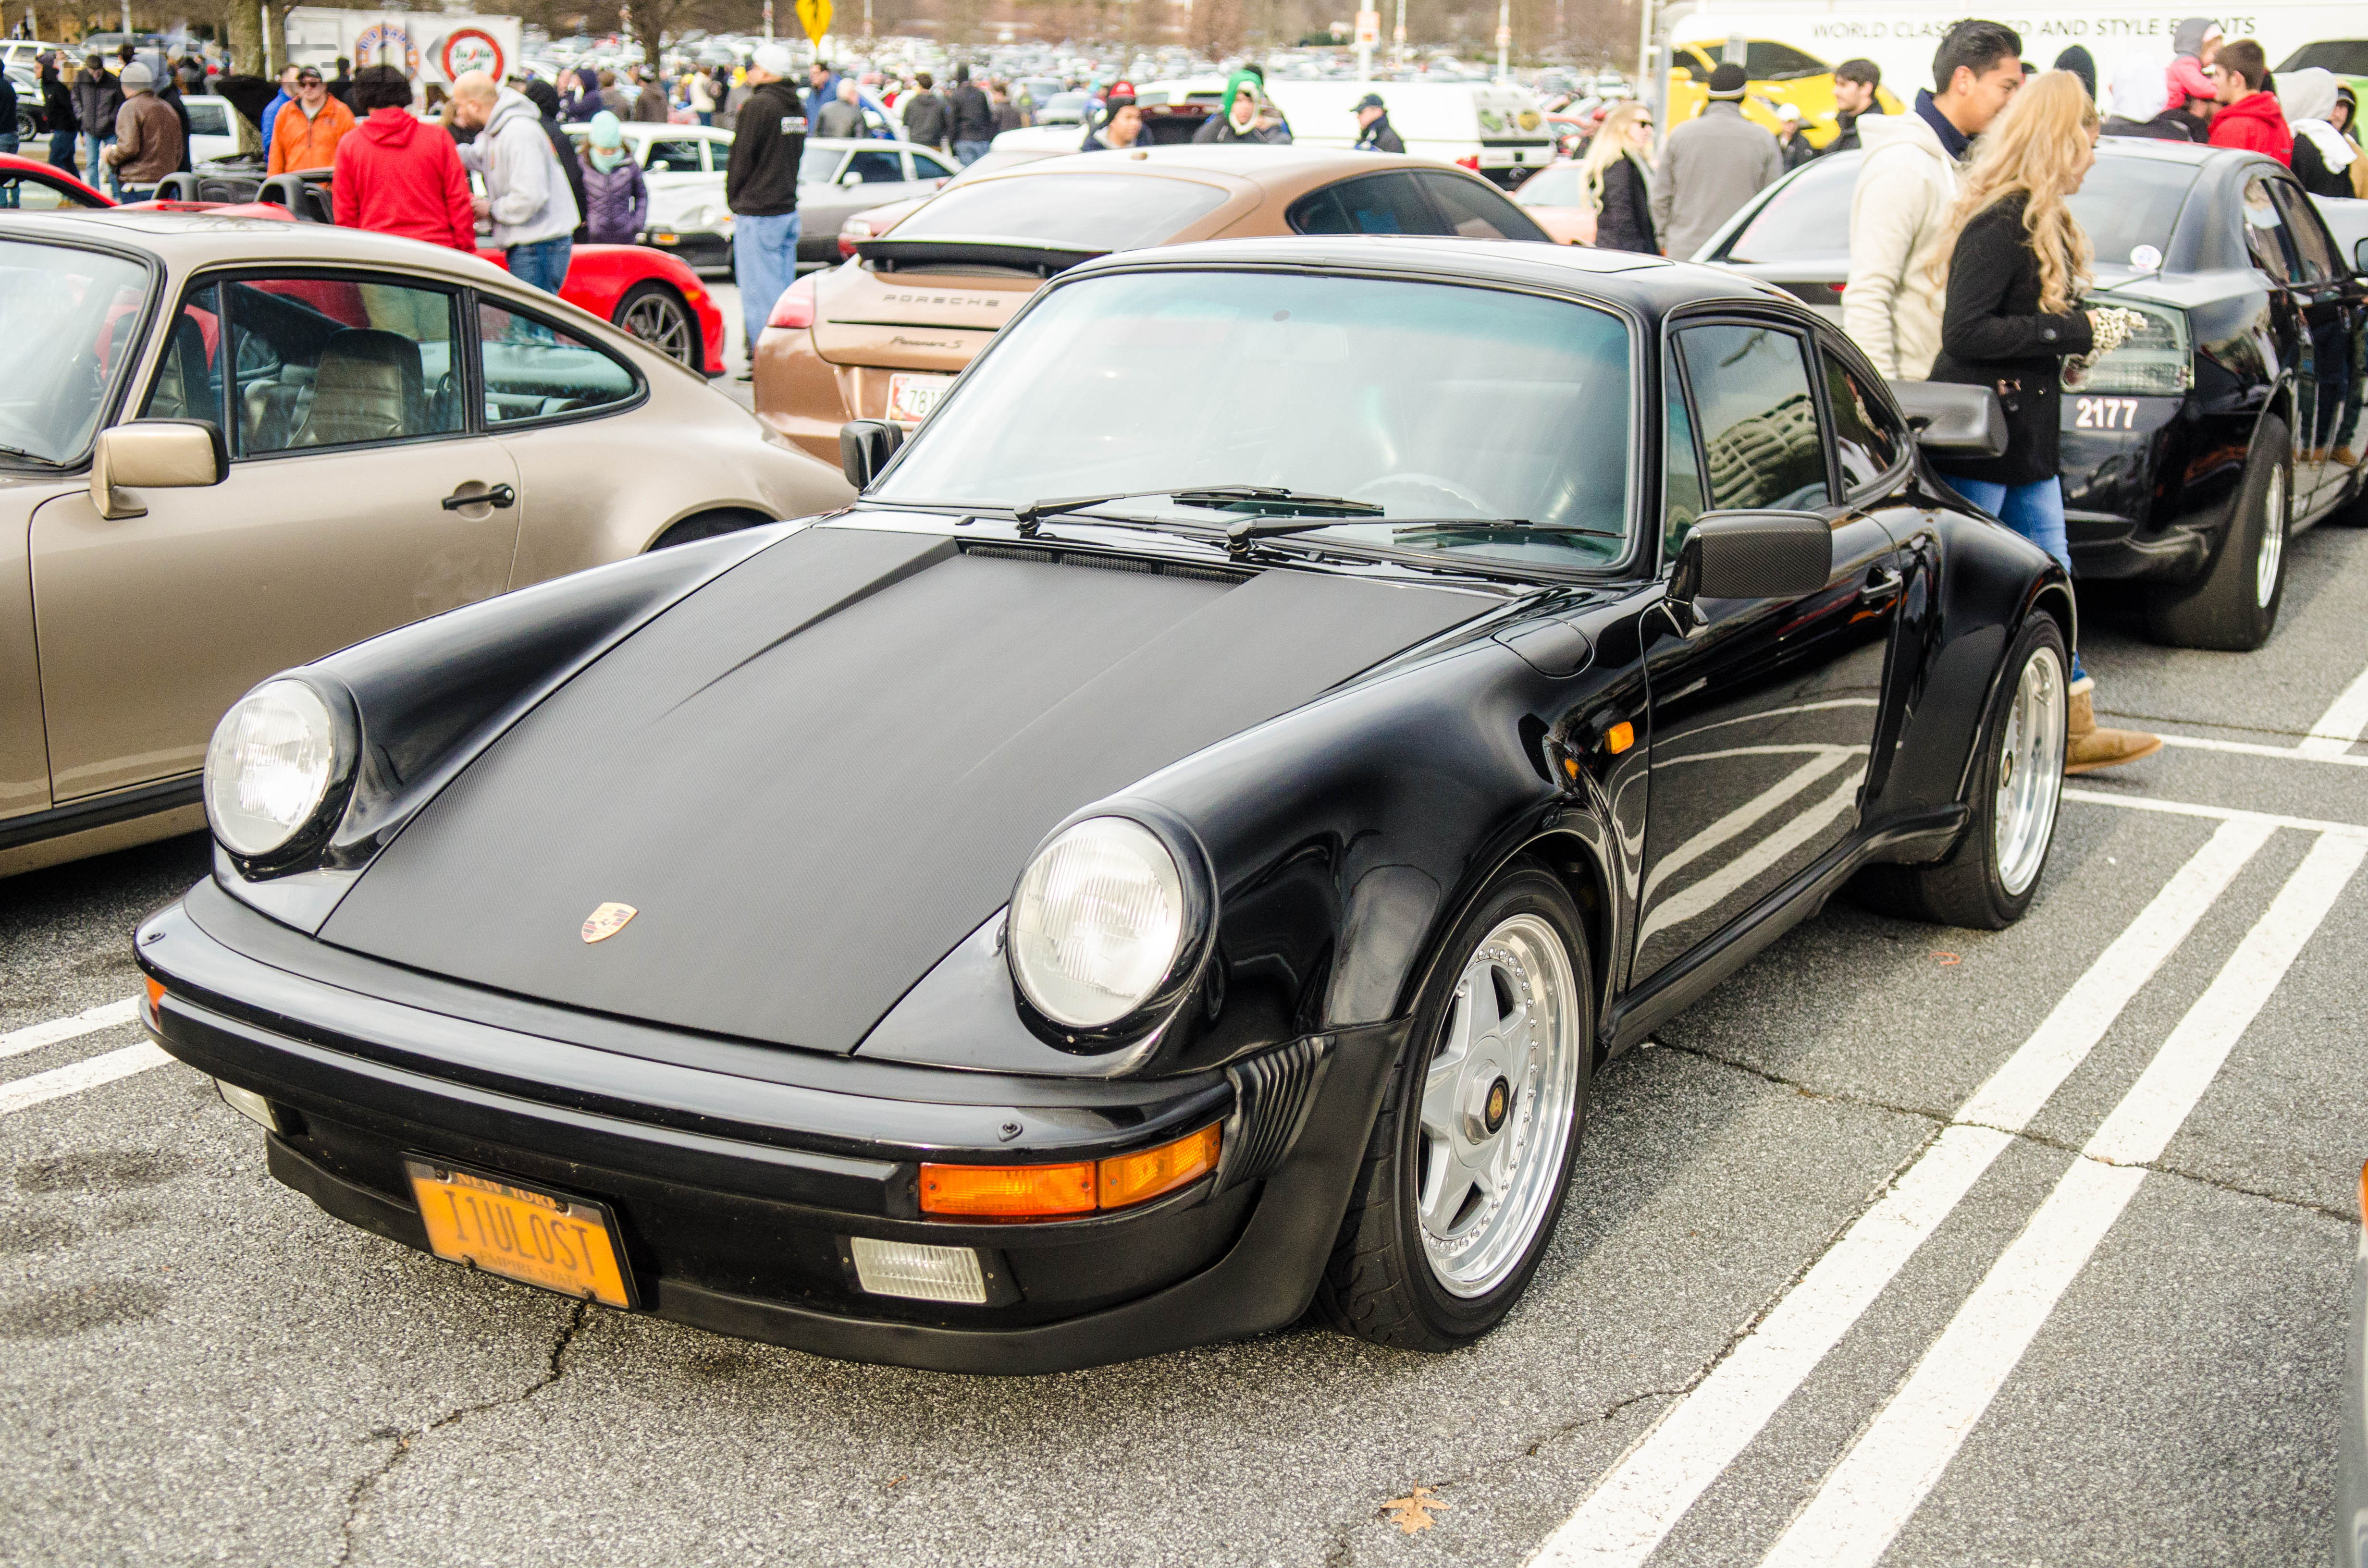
1351,472,1496,517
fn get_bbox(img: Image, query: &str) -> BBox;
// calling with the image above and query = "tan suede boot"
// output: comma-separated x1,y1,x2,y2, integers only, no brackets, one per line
2064,676,2163,774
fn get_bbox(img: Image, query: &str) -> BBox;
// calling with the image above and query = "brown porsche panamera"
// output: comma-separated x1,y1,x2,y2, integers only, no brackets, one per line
752,145,1556,462
0,211,852,878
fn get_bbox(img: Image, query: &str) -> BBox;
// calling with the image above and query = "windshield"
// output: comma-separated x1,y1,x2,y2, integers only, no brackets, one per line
1722,156,1856,262
887,172,1232,251
1513,164,1586,208
875,270,1635,569
799,146,845,183
2065,159,2198,269
0,240,150,466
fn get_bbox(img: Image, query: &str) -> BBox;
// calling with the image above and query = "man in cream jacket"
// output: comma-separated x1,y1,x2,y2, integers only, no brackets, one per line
1844,19,2024,379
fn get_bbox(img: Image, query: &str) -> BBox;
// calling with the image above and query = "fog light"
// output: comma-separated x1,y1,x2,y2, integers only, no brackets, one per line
215,1078,281,1133
849,1237,988,1303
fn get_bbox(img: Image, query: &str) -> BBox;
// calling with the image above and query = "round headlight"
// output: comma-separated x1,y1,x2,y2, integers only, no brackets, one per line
204,680,338,858
1010,817,1187,1029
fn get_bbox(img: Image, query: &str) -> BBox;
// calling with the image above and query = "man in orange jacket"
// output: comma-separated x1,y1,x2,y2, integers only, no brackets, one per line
268,64,357,174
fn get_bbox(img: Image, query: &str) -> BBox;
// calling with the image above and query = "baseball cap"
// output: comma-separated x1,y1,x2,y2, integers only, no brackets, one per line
1355,91,1386,110
752,42,795,77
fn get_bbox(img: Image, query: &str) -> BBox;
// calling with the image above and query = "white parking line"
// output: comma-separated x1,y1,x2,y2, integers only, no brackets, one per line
2301,660,2368,759
1525,816,2273,1568
0,1042,173,1117
1757,831,2365,1568
2156,733,2368,769
0,996,140,1062
2063,786,2368,839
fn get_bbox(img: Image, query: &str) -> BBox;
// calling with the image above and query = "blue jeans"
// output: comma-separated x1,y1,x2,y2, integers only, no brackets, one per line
1946,474,2087,681
506,236,573,294
733,208,801,367
954,139,992,164
49,128,77,173
0,135,15,205
82,133,117,197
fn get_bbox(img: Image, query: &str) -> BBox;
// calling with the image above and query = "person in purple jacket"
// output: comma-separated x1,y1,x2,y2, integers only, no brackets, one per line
578,111,648,244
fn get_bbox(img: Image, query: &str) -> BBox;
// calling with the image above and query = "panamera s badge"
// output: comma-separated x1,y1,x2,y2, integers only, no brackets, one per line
581,903,638,943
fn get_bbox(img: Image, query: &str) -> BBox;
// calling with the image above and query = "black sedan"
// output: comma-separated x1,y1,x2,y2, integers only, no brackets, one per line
139,236,2070,1373
1701,140,2368,651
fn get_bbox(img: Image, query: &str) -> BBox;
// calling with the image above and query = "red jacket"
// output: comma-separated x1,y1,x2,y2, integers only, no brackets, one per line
2208,91,2293,165
333,107,477,249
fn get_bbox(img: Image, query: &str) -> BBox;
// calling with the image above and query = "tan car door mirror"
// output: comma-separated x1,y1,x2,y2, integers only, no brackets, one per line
90,418,230,520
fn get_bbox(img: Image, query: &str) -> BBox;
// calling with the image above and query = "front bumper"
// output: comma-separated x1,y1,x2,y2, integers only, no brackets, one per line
136,881,1400,1374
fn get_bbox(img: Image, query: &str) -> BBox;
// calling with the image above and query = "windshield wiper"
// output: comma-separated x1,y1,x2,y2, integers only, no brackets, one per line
1390,519,1627,543
0,443,59,466
1013,484,1383,534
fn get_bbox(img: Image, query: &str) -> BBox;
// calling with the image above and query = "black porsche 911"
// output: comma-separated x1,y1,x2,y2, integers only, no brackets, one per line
139,236,2071,1373
1701,139,2368,652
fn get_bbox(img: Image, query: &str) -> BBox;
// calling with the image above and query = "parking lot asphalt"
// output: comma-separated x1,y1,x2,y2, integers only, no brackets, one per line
3,517,2366,1567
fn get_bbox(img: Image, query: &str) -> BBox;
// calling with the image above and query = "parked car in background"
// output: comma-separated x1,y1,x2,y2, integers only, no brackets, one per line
147,166,728,375
182,94,242,164
137,233,2071,1375
2278,39,2368,108
836,145,1073,259
0,210,851,877
754,145,1554,462
1507,161,1597,245
640,137,959,274
1700,140,2368,651
1663,36,1906,148
1263,80,1557,189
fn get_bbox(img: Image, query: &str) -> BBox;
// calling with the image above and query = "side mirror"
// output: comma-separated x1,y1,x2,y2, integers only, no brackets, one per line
839,418,903,488
89,418,228,520
2356,236,2368,275
1887,379,2007,460
841,170,865,186
1668,509,1831,625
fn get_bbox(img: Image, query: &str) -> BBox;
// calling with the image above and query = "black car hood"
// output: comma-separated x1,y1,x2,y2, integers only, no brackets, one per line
319,524,1486,1053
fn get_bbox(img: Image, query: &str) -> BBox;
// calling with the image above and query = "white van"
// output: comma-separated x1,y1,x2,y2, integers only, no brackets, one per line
1260,81,1555,188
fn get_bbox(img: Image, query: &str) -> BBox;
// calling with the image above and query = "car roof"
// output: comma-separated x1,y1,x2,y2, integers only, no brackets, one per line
0,208,518,288
953,143,1509,195
1071,232,1782,317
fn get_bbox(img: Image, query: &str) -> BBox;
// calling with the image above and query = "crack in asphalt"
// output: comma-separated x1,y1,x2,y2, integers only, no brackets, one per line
1655,1040,2355,1223
332,1300,590,1566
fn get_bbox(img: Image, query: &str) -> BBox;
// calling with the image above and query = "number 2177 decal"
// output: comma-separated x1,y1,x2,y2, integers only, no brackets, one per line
2074,396,2141,430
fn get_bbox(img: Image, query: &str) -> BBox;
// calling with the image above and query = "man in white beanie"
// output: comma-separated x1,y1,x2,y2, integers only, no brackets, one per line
448,70,580,295
725,42,807,375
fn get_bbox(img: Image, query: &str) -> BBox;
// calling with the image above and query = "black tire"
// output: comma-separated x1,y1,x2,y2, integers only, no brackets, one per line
1849,612,2069,929
647,508,768,551
1314,862,1593,1352
2145,413,2289,650
612,281,702,372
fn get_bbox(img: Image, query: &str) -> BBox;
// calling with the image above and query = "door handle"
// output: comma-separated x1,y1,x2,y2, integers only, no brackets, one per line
442,483,516,512
1858,565,1904,602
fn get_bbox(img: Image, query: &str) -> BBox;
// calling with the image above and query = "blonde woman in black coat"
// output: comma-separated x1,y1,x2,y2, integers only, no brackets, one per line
1928,69,2159,773
1576,100,1657,254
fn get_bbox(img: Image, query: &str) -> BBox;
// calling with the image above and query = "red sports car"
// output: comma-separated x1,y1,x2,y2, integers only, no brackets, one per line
0,152,724,375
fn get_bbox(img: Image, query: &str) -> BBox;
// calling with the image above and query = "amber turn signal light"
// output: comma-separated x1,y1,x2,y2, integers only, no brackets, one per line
144,977,166,1014
920,1124,1222,1219
1604,722,1634,755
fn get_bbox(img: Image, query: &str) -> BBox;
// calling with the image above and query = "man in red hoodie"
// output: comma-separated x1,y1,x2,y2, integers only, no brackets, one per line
2207,39,2293,164
333,65,476,248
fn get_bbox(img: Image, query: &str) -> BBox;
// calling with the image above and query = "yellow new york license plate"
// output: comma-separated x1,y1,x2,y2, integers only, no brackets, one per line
405,1159,634,1308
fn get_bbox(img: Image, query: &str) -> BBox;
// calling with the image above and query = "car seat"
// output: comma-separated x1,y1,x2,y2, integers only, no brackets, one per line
290,329,423,447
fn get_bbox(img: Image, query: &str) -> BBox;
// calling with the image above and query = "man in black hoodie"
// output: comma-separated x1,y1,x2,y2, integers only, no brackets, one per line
900,71,949,150
40,52,78,173
726,43,807,373
72,54,121,196
948,65,995,164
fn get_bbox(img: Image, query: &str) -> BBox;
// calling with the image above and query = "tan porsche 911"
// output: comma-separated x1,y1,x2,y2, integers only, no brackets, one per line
752,145,1555,462
0,211,852,878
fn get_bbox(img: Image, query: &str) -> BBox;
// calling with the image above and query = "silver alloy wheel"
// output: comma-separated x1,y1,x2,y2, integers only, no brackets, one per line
2255,462,2286,611
1993,642,2067,897
1417,913,1583,1297
620,290,696,367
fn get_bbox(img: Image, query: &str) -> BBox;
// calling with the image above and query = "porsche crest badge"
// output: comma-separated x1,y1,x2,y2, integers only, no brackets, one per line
581,902,638,943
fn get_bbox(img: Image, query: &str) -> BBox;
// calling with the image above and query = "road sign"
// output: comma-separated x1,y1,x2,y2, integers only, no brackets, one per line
795,0,831,46
1355,8,1379,46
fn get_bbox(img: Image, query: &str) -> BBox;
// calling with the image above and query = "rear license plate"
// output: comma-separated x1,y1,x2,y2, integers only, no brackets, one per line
886,370,953,427
405,1158,634,1308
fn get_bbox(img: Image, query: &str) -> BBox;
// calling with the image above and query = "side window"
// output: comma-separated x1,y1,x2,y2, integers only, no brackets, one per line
1663,345,1708,565
478,299,639,425
2,171,99,210
644,138,704,173
1410,172,1552,242
1745,41,1829,80
1820,347,1902,493
2241,174,2299,284
1675,322,1832,512
912,151,955,181
217,276,463,457
1289,172,1441,236
2268,181,2340,283
846,149,904,184
141,282,226,426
